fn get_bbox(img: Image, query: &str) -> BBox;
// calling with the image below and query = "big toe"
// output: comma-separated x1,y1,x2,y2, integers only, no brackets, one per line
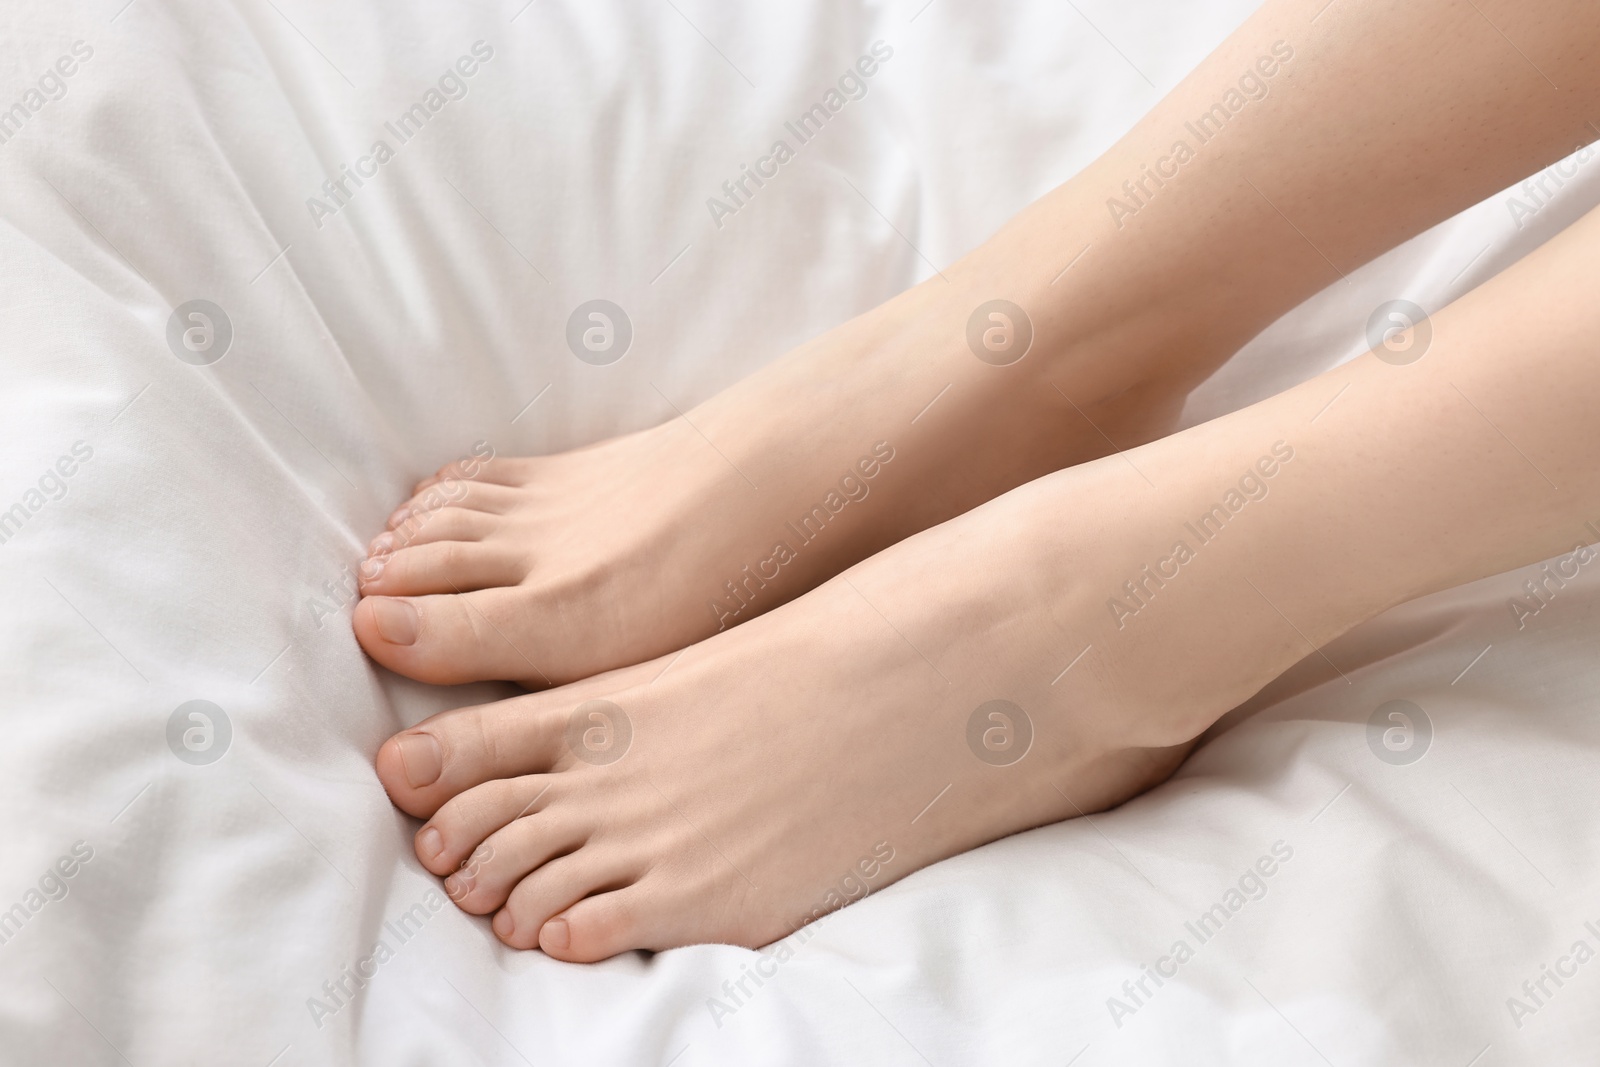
353,588,552,687
538,888,653,962
374,692,567,817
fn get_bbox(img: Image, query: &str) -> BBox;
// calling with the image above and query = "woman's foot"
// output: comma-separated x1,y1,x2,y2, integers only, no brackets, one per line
371,412,1352,959
352,271,1188,687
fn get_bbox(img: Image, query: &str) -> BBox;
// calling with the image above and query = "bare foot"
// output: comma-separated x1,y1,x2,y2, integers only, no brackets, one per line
352,274,1188,687
371,426,1333,960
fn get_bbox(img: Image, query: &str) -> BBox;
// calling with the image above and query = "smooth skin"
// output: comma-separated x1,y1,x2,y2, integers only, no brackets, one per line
359,0,1600,958
354,0,1599,688
378,207,1600,958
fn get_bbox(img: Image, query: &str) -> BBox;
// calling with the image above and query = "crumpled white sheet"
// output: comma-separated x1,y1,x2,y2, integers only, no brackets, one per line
3,0,1599,1063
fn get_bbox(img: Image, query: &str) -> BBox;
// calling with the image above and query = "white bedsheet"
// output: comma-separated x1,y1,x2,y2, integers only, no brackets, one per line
4,1,1599,1064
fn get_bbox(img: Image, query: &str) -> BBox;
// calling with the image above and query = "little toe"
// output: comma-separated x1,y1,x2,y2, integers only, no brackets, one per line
414,774,559,875
411,456,485,496
495,854,640,952
353,587,551,687
371,508,495,554
410,456,530,500
387,481,520,531
442,808,591,915
358,541,525,597
440,455,532,489
373,693,570,816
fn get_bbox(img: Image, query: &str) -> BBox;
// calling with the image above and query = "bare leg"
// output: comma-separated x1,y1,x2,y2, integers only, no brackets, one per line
374,197,1600,959
354,0,1600,687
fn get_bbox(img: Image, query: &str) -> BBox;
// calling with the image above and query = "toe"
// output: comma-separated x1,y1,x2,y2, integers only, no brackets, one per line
415,774,559,875
387,479,472,528
371,507,495,554
387,481,521,530
431,455,532,490
412,458,510,497
411,456,489,496
358,541,525,597
441,806,590,915
373,693,570,816
494,854,640,953
539,886,651,962
353,587,552,686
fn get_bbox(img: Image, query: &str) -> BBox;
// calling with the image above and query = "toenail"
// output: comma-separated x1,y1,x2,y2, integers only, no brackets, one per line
367,531,395,555
388,506,412,529
446,870,472,901
358,556,385,582
417,826,443,860
395,732,443,788
541,917,570,951
493,910,515,938
371,598,419,645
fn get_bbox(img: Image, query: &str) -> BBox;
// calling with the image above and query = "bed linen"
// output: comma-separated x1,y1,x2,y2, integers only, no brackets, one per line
3,1,1598,1063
